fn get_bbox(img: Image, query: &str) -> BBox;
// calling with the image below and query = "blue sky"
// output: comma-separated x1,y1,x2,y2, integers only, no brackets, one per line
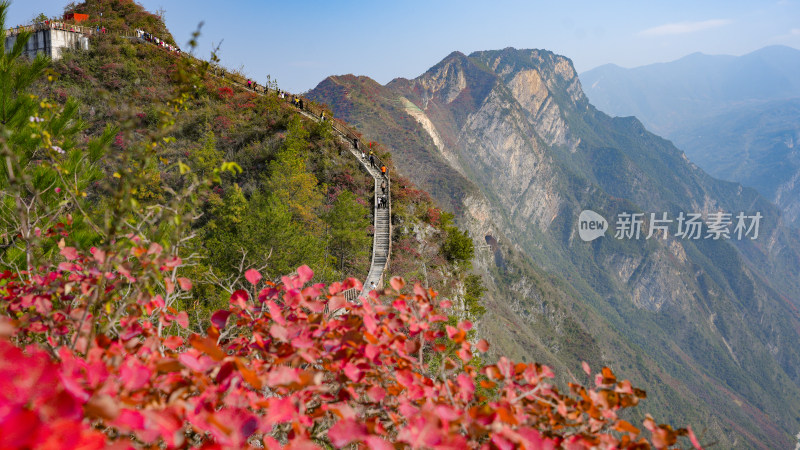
7,0,800,93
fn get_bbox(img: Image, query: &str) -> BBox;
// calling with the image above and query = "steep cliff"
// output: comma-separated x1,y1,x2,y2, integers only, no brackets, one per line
308,47,800,448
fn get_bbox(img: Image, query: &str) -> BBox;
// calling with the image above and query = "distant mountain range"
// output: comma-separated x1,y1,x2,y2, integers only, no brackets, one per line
581,45,800,226
308,47,800,449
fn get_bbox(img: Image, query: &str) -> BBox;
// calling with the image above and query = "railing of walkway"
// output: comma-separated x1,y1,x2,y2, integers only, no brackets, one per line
4,22,114,37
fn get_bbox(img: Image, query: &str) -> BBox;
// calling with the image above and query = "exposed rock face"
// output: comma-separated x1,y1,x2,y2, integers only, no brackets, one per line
416,53,469,105
475,49,584,150
774,165,800,225
458,86,562,231
307,47,800,449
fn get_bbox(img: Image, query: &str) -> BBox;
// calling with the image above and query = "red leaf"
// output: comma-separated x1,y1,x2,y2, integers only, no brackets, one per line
687,426,704,449
165,278,175,294
476,339,490,352
84,395,120,421
120,359,151,391
456,373,475,400
264,302,284,327
189,334,226,361
178,353,211,372
367,385,385,403
515,428,556,450
328,295,346,312
114,409,145,431
582,361,591,376
364,436,394,450
492,432,515,450
615,419,640,435
264,397,295,426
269,324,288,341
328,418,367,447
175,311,189,329
328,282,342,295
235,359,263,390
60,247,78,261
163,335,183,350
211,310,231,329
243,269,261,285
147,242,163,255
0,409,38,447
297,265,313,283
343,362,362,382
390,276,405,291
263,436,282,450
177,277,192,291
446,325,466,343
230,290,249,308
90,246,106,264
267,366,300,386
446,325,458,339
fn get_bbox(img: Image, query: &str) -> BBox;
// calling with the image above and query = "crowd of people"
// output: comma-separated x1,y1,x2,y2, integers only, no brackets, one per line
135,29,180,54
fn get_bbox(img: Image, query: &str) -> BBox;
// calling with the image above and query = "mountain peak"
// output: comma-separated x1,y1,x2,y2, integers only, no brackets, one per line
405,50,496,110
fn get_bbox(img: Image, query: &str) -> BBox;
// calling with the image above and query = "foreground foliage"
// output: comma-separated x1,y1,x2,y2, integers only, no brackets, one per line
0,255,701,449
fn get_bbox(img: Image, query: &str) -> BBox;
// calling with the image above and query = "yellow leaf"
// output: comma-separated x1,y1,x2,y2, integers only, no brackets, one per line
615,419,640,435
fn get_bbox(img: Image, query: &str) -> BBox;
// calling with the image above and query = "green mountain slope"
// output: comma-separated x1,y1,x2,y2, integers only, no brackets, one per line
21,0,474,323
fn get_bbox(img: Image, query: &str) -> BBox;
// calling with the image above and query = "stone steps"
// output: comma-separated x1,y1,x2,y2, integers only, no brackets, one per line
199,71,392,303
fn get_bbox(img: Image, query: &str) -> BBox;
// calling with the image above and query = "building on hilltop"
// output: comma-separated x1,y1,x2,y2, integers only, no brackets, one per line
4,22,90,61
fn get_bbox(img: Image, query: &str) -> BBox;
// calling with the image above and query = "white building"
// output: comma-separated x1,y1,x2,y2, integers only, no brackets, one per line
5,26,90,60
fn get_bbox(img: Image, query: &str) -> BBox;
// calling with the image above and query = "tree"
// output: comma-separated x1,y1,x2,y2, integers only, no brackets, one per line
191,129,222,178
463,273,487,319
324,189,370,275
0,0,113,270
442,225,475,267
263,117,324,230
31,12,49,23
202,183,249,271
202,187,325,282
241,191,324,279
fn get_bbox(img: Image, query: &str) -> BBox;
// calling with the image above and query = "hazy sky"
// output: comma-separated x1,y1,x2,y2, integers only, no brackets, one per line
7,0,800,93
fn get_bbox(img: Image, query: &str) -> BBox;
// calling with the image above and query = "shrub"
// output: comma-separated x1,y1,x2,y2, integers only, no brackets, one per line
0,262,702,449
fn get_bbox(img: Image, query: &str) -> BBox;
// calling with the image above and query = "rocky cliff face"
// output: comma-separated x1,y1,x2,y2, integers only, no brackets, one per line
308,48,800,449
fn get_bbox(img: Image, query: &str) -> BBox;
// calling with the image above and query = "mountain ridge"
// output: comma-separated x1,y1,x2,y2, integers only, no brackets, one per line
309,46,800,449
581,45,800,227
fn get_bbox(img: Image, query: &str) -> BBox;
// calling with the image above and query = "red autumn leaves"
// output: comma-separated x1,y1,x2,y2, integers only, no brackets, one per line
0,249,701,448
